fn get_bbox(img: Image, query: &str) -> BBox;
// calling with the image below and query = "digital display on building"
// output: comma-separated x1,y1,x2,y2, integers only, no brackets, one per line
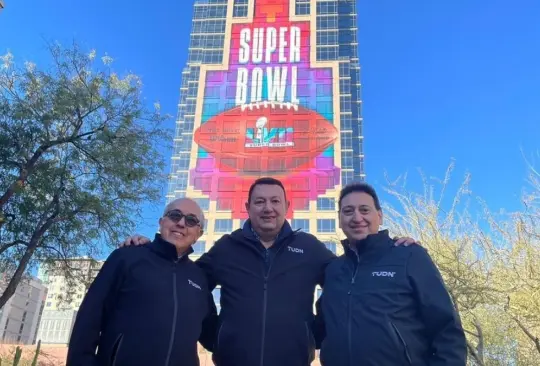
192,0,341,219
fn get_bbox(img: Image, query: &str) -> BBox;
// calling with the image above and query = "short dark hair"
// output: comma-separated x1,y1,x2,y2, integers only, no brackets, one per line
339,182,381,211
248,177,287,203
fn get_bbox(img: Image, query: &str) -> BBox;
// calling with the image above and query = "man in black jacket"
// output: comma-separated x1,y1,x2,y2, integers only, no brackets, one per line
198,178,334,366
67,198,216,366
122,178,417,366
317,183,467,366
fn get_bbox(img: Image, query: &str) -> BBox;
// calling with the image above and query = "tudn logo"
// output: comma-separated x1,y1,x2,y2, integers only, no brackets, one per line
188,279,202,290
372,271,396,278
288,246,304,254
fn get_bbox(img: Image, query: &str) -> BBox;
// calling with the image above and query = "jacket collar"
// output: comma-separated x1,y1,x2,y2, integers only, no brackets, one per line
148,234,194,262
236,219,295,245
342,230,393,262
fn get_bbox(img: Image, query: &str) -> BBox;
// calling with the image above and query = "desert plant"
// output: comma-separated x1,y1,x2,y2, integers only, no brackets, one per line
12,347,21,366
30,340,40,366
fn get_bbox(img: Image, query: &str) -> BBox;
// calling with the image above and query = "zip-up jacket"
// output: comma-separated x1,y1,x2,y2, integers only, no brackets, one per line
197,220,336,366
67,234,217,366
318,230,467,366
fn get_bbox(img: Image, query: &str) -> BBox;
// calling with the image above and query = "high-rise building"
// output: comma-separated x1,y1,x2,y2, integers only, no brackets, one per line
35,258,103,344
167,0,364,253
0,274,47,344
37,257,103,311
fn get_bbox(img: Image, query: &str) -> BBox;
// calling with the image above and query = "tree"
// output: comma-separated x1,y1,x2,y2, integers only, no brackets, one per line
0,42,170,309
381,161,540,365
494,157,540,362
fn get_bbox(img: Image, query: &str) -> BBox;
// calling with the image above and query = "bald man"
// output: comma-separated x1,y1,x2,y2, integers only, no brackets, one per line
67,198,217,366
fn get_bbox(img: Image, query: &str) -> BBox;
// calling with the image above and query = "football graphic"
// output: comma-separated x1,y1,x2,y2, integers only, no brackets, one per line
194,102,338,173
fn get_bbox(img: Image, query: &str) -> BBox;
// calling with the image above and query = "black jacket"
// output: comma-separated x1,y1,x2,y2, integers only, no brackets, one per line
197,220,335,366
318,230,467,366
67,234,217,366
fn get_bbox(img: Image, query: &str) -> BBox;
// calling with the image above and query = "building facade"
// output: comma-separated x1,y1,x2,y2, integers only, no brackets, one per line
0,274,47,344
167,0,364,257
35,309,78,345
35,258,103,344
37,257,103,312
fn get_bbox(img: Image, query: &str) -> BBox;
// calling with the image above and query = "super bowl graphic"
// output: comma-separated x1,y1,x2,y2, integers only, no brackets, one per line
192,0,341,219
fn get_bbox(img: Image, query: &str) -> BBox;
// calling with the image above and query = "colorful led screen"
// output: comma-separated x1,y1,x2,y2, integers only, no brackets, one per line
192,0,341,219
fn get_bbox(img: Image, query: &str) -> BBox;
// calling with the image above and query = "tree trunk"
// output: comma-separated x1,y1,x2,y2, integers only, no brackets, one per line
0,244,37,309
0,144,49,212
466,318,485,366
0,199,60,309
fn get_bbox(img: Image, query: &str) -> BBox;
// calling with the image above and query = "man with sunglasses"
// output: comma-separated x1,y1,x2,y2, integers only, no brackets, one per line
121,178,418,366
67,198,217,366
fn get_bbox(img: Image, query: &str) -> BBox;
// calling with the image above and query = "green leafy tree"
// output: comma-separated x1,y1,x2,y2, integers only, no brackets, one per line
0,42,170,309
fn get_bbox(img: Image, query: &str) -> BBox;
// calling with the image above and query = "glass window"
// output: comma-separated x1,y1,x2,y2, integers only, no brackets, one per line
342,151,353,169
341,133,352,149
296,3,310,15
233,5,248,17
323,242,337,254
342,171,354,184
317,30,338,45
214,219,233,233
191,198,210,211
217,198,234,211
317,219,336,233
292,197,310,211
192,241,206,255
317,198,335,211
317,1,337,14
316,16,338,30
291,219,310,232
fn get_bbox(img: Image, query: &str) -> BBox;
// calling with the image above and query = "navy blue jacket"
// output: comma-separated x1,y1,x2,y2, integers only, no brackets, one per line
318,230,467,366
197,220,335,366
67,234,217,366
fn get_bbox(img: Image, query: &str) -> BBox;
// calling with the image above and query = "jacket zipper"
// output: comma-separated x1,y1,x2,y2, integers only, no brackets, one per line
216,322,224,352
347,251,360,366
259,239,289,366
164,259,179,366
111,333,124,366
391,322,412,365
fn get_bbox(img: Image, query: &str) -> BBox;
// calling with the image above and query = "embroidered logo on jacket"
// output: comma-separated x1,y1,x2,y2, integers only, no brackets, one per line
188,279,202,290
372,271,396,278
288,246,304,254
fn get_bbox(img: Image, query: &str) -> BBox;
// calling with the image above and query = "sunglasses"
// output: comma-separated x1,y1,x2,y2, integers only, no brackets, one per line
164,209,201,228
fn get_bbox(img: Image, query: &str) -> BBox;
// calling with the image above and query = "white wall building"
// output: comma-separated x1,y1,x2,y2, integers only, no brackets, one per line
36,309,78,344
0,274,47,344
35,257,103,344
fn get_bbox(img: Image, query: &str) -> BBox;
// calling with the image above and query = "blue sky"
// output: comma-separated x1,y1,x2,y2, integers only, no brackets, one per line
1,0,539,249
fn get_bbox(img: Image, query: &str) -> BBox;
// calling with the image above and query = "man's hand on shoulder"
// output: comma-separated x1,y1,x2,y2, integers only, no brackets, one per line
393,236,422,247
119,235,152,248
